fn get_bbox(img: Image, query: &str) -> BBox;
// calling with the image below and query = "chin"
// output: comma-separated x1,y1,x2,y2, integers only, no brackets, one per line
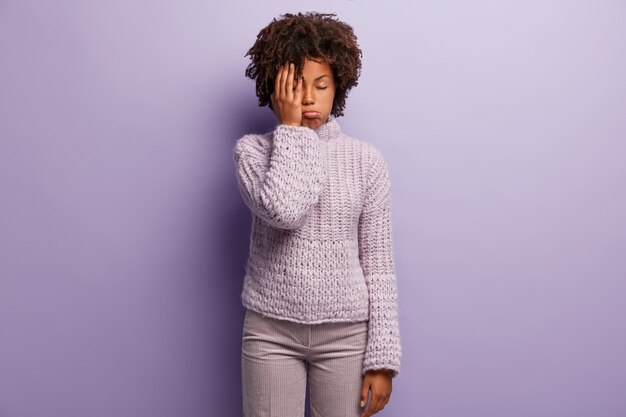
302,119,321,128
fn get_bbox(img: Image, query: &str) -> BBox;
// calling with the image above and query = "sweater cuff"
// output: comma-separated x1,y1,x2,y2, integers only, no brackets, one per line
362,273,402,378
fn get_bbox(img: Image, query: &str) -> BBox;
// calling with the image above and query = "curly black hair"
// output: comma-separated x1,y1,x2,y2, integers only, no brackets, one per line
244,12,362,118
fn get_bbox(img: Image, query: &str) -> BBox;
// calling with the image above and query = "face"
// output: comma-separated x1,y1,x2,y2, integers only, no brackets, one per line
299,58,336,129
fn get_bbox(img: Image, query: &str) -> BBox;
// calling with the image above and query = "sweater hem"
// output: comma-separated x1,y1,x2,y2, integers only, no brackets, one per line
242,304,369,325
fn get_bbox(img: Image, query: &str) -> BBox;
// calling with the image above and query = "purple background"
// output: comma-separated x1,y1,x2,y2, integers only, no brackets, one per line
1,1,625,416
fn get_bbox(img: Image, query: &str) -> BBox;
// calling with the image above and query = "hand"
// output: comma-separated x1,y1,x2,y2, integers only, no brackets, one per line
360,369,393,417
270,62,303,127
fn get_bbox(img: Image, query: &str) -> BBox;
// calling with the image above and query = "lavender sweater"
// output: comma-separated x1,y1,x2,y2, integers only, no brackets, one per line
233,117,401,377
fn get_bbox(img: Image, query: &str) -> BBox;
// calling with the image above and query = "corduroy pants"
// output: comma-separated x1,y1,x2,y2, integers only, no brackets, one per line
241,308,369,417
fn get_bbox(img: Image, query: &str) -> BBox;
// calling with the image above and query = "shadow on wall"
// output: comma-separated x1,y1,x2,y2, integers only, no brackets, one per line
206,85,278,416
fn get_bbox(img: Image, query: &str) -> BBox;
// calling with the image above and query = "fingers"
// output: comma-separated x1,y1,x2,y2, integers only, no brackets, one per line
362,395,378,417
360,379,370,409
271,62,302,126
361,393,388,417
274,62,299,100
294,72,303,102
285,63,294,98
361,373,391,417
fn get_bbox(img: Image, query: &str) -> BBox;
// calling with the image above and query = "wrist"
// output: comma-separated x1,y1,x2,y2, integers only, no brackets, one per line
366,368,394,376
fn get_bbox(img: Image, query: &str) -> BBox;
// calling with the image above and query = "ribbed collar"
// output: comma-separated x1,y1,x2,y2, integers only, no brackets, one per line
313,116,341,141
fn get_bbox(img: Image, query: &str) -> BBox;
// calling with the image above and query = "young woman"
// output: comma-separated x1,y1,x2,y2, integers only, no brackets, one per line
233,12,401,417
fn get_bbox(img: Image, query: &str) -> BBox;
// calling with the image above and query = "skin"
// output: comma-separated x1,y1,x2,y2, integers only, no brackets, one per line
270,57,395,417
360,369,394,417
270,58,336,129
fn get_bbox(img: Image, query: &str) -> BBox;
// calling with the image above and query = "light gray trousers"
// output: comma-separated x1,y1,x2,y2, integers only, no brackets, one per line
241,308,369,417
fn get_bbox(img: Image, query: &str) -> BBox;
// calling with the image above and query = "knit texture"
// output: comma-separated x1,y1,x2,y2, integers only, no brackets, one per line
233,117,401,377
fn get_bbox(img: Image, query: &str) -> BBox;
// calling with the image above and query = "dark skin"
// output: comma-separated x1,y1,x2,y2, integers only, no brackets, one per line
270,60,394,417
360,369,394,417
270,59,335,129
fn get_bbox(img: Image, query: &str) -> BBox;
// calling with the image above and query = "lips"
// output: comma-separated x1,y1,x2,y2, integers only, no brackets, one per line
302,111,320,119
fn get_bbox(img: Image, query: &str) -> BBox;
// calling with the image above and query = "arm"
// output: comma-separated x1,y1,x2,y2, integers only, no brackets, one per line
233,125,327,230
359,151,402,378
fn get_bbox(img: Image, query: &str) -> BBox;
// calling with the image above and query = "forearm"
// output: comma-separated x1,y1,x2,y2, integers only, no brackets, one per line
234,124,327,229
358,151,402,377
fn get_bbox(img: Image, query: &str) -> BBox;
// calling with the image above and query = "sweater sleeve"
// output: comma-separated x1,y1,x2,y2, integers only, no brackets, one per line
359,150,402,378
233,124,327,230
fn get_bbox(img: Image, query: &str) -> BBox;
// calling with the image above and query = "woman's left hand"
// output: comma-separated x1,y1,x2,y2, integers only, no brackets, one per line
360,369,393,417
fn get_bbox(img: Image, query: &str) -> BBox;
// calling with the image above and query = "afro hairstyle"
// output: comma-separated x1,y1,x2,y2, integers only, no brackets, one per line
244,12,363,118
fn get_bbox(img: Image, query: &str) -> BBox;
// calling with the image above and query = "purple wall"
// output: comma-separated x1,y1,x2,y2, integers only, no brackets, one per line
1,1,625,416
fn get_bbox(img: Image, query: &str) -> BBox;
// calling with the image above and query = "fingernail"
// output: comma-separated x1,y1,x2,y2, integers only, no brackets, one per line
290,63,294,69
360,400,365,407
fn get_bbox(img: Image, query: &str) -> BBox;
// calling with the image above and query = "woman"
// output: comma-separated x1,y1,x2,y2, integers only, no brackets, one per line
233,12,401,417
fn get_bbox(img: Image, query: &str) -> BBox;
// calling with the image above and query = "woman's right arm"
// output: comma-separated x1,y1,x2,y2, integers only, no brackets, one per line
233,62,326,229
233,125,327,230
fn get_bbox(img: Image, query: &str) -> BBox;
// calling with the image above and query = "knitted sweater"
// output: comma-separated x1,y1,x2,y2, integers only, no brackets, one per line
233,117,401,377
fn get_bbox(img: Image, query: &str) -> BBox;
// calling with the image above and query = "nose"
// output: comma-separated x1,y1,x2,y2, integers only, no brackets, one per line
302,87,314,105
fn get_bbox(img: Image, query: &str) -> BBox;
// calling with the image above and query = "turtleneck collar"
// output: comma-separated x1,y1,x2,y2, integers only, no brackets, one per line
313,116,341,141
